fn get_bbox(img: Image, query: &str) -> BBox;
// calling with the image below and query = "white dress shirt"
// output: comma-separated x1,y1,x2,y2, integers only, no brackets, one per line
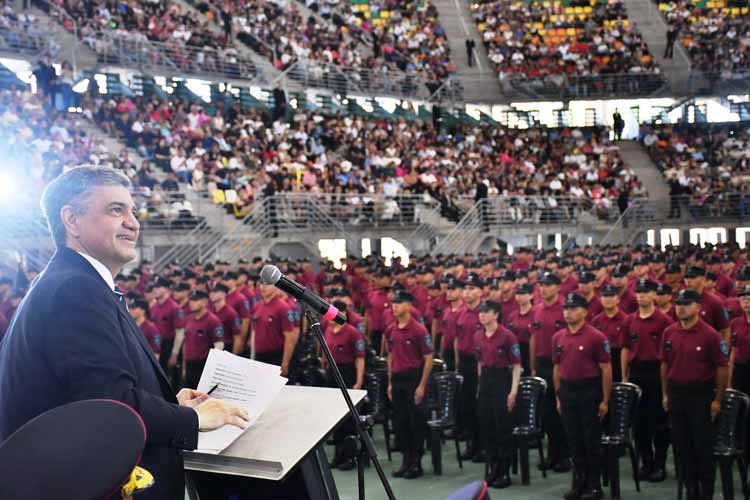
76,251,115,292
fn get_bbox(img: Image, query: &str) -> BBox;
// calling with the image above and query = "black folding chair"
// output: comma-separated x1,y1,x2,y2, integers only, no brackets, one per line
427,371,464,475
512,376,548,485
601,382,642,499
714,389,750,500
364,369,393,461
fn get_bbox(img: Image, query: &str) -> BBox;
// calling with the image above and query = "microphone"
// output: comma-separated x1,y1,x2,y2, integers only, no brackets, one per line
260,264,346,325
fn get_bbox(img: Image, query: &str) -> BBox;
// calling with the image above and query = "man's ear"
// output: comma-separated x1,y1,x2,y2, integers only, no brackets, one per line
60,205,80,240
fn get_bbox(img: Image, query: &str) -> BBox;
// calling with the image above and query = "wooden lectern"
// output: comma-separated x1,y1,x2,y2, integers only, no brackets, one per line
184,385,367,500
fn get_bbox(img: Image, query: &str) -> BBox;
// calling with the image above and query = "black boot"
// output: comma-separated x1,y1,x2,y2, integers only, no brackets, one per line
472,449,487,463
564,471,586,500
491,460,512,489
647,466,666,482
637,457,653,481
392,452,411,478
554,457,572,473
330,446,344,468
403,454,424,479
685,480,700,500
485,460,500,485
580,486,604,500
460,441,476,461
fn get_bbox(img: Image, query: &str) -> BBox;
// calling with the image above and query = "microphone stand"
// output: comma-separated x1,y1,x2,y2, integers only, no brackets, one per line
305,310,397,500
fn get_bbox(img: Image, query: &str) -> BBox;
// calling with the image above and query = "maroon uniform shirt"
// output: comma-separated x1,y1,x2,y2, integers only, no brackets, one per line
552,324,611,380
622,308,674,362
252,297,294,354
585,294,604,320
411,285,430,315
698,291,730,332
366,289,390,332
320,310,365,335
227,290,252,320
139,319,161,355
440,303,465,351
531,297,566,359
324,323,367,365
560,276,579,296
183,311,224,362
475,325,521,368
591,310,628,349
661,319,729,384
731,315,750,363
385,317,433,373
455,304,482,355
213,303,241,348
716,273,734,298
425,296,449,331
506,307,534,343
726,297,743,321
618,289,638,314
499,294,519,323
150,297,185,341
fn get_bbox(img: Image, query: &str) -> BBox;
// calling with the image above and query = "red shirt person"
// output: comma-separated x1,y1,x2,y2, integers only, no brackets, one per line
130,297,161,359
729,286,750,394
182,291,225,389
591,284,628,382
209,283,242,353
149,277,186,374
252,283,298,375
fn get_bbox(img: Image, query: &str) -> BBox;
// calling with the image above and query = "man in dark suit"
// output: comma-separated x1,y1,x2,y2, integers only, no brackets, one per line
0,166,249,500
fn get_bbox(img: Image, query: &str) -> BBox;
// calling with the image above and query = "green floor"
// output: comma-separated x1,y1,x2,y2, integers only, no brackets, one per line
328,431,693,500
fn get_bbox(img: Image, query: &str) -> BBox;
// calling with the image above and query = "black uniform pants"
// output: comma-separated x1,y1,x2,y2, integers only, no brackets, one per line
185,359,207,390
630,361,669,469
733,363,750,460
610,347,622,383
159,338,181,389
537,356,569,463
370,330,383,356
519,341,530,376
256,350,283,366
392,368,428,459
669,382,716,500
443,345,456,372
479,367,513,463
331,363,357,447
458,352,479,445
559,378,604,490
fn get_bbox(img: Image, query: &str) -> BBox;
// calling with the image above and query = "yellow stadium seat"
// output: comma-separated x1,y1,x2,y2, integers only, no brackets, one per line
742,7,749,13
731,7,739,15
212,190,226,205
566,27,576,35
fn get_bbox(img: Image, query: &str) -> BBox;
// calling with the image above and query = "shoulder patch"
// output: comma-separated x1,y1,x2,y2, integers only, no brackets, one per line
355,338,366,353
424,334,432,348
176,309,185,320
215,326,224,338
720,339,729,356
511,343,521,358
234,317,242,329
603,339,611,355
287,310,295,323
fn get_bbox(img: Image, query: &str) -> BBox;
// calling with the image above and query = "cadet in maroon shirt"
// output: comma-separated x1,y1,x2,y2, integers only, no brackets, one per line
454,273,484,461
661,289,729,500
439,278,465,372
729,286,750,395
611,266,638,314
365,269,391,355
530,271,570,471
552,293,612,500
497,270,520,321
386,290,433,479
475,300,522,489
149,276,186,387
591,284,627,382
506,283,534,375
252,283,297,375
209,283,242,353
182,291,225,390
621,279,674,482
223,271,252,354
131,297,161,359
684,266,730,340
323,300,367,471
558,260,579,296
655,283,676,321
578,271,603,320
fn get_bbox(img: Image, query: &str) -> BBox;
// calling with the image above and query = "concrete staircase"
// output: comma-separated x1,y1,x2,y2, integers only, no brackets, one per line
621,0,693,95
617,140,670,201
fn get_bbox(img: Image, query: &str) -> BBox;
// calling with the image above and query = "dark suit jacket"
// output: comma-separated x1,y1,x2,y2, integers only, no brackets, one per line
0,247,198,500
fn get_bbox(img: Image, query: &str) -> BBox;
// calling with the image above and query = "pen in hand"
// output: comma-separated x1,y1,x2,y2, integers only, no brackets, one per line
207,384,220,396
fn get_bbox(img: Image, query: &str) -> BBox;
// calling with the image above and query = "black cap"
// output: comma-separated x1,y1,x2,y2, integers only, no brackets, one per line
675,289,702,305
516,283,534,295
612,266,629,278
738,286,750,298
539,272,561,285
634,256,651,266
515,269,528,279
212,283,230,294
578,271,596,284
189,290,209,301
131,297,150,311
635,279,658,293
175,282,191,292
656,283,673,295
591,259,606,270
666,262,682,274
563,293,589,309
154,276,172,289
429,280,442,290
224,270,239,280
464,273,485,288
0,400,149,500
600,284,620,297
738,267,750,280
500,270,516,281
392,290,414,303
446,278,464,290
705,271,718,281
478,300,503,314
685,266,706,278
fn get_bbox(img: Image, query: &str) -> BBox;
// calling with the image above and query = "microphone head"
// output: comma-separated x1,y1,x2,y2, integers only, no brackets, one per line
260,264,282,285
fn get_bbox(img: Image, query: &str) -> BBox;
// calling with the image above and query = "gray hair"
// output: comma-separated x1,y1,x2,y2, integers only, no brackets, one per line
40,166,131,248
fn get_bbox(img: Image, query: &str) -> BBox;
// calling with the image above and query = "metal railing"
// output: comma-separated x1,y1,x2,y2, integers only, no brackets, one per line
431,200,485,256
132,189,209,231
86,32,265,83
0,211,54,272
0,26,51,58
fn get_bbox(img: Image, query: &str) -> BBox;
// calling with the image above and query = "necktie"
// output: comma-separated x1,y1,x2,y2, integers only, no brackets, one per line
114,287,129,312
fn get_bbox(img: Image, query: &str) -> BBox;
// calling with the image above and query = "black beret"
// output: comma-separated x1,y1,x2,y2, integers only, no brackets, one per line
675,288,702,304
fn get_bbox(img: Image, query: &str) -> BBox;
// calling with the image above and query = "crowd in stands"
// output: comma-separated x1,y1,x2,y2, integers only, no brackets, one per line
45,0,259,79
660,0,750,76
470,0,663,96
641,122,750,216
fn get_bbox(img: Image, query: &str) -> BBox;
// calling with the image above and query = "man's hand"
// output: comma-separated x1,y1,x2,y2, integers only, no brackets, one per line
353,382,362,390
414,384,425,405
387,383,393,401
177,388,208,408
281,361,289,377
194,398,250,431
507,391,517,411
598,401,608,419
556,396,561,414
711,399,721,420
662,395,669,413
168,354,178,368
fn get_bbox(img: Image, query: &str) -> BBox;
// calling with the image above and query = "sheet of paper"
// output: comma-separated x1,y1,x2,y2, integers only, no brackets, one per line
196,349,288,453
